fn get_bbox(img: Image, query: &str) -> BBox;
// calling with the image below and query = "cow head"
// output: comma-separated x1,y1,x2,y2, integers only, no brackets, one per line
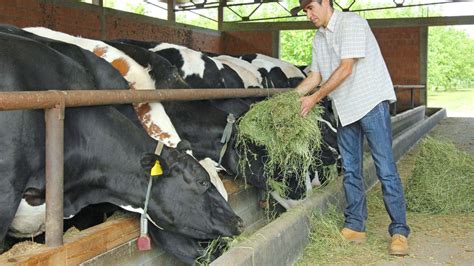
140,146,244,239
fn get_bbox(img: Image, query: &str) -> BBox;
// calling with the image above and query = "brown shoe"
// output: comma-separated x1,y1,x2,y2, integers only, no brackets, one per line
389,234,409,256
340,228,367,243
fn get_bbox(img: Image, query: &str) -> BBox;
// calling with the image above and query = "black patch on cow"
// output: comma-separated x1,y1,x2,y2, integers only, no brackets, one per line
258,68,274,88
155,48,185,71
201,55,226,88
113,39,160,50
220,64,244,88
268,67,290,88
288,77,304,88
240,54,257,63
23,188,44,206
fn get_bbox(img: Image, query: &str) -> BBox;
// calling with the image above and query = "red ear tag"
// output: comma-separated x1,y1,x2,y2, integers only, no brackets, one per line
137,234,152,251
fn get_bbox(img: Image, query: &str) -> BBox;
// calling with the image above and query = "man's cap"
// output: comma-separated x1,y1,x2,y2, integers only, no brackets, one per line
290,0,313,16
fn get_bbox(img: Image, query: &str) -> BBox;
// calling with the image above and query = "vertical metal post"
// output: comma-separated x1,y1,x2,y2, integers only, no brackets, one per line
419,27,428,107
410,88,415,109
167,0,176,22
44,102,65,247
218,0,224,31
272,31,280,58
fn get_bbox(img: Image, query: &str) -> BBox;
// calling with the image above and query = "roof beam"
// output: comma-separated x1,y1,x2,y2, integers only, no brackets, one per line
221,15,474,32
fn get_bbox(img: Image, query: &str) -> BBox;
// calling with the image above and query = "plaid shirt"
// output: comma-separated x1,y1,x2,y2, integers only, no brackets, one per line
311,10,396,126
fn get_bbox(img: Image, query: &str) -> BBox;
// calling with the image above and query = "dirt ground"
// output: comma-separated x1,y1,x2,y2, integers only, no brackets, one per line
374,117,474,265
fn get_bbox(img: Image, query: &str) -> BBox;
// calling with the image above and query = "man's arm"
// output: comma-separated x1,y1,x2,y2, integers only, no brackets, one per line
300,58,356,117
296,71,322,96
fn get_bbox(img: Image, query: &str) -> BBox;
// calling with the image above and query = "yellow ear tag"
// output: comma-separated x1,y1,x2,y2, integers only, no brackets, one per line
150,160,163,176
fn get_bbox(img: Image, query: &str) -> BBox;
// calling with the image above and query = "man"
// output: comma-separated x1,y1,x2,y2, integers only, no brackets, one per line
292,0,410,255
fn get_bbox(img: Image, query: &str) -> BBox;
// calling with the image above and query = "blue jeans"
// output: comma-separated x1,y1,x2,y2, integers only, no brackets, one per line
337,101,410,237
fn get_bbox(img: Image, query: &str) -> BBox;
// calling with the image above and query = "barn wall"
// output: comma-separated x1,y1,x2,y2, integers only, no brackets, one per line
0,0,222,52
373,27,426,112
222,31,275,56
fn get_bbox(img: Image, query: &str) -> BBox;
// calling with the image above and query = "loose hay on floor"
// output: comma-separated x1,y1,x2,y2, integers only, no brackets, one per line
236,91,324,191
405,137,474,214
297,205,388,266
0,241,43,258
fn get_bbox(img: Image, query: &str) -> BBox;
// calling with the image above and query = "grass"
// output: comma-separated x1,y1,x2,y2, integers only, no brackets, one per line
428,88,474,117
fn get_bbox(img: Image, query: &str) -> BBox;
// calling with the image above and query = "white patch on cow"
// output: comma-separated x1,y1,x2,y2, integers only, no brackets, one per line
150,43,224,81
199,158,228,201
311,171,322,187
9,200,45,238
214,55,263,88
145,102,181,147
254,54,306,79
304,172,313,193
119,205,161,229
248,57,276,73
23,27,181,147
269,191,304,210
317,117,338,134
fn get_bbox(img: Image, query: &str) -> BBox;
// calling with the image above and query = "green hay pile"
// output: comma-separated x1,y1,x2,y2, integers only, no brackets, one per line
236,91,324,190
406,137,474,214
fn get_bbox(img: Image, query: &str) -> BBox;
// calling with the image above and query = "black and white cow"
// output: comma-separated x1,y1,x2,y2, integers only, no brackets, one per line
240,53,307,88
0,31,243,254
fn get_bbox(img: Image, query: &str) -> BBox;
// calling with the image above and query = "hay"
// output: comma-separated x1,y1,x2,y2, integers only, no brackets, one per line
196,236,240,265
405,137,474,214
236,91,324,191
0,241,43,258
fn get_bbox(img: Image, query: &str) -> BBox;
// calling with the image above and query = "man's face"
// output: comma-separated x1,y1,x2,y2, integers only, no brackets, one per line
303,1,327,28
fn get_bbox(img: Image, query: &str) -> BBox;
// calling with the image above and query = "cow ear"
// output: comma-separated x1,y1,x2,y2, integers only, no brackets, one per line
24,188,45,206
176,139,192,152
140,153,169,177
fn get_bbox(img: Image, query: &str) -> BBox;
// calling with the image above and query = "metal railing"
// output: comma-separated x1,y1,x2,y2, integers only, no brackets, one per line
0,88,289,247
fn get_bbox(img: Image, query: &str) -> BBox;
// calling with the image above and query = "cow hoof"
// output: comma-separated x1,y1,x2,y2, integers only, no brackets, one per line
259,200,269,209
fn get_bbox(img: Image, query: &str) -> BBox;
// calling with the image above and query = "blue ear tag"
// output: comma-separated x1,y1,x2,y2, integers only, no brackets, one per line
150,160,163,176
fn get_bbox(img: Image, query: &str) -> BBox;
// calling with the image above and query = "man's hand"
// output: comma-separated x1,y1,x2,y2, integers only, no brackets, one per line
300,94,319,117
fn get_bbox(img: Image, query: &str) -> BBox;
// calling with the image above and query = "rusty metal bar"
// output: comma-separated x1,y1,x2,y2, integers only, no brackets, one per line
0,88,289,111
44,103,65,247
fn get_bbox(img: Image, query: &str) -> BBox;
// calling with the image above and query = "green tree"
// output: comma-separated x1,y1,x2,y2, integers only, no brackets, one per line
428,27,474,91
